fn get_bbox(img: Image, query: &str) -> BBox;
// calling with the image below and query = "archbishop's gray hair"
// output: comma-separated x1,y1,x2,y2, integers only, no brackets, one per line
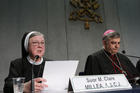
102,31,120,41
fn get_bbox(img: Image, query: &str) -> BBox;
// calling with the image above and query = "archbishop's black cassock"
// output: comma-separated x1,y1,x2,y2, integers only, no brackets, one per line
84,49,140,84
3,57,48,93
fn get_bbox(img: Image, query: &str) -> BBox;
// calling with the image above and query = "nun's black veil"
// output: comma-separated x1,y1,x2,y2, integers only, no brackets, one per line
21,32,29,58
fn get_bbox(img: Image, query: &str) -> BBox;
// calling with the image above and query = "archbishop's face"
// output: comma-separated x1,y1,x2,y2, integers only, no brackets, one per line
28,35,45,58
104,38,120,55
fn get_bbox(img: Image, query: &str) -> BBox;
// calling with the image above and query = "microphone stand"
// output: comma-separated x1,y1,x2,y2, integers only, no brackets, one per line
122,50,140,85
31,55,39,93
124,54,140,59
122,50,140,59
31,63,35,93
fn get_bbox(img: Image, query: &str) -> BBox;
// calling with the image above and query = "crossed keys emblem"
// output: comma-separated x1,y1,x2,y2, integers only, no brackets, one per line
69,0,103,29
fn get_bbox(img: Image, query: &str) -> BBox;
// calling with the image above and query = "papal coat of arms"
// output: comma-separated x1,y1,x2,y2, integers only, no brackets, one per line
69,0,103,29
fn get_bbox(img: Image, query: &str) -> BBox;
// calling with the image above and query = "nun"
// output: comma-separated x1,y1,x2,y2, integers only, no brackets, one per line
4,31,49,93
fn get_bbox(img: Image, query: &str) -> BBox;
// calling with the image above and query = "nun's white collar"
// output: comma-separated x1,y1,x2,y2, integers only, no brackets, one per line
27,56,43,65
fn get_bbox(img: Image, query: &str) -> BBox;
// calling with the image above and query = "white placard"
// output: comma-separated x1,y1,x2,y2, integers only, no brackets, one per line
42,60,79,91
69,74,132,92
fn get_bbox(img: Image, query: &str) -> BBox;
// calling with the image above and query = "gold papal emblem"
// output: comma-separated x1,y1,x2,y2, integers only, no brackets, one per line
69,0,103,29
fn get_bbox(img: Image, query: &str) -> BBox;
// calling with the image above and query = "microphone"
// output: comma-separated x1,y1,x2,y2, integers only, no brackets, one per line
121,50,140,59
122,50,140,85
31,55,39,93
122,50,126,54
34,55,39,61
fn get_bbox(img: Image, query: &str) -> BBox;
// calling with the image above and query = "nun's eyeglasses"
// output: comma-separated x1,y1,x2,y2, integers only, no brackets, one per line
31,41,45,46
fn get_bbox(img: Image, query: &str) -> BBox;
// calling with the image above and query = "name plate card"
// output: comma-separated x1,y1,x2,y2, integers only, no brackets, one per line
69,74,132,92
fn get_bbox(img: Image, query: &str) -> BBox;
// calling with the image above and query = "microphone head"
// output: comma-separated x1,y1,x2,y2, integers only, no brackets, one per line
122,50,126,54
35,55,39,60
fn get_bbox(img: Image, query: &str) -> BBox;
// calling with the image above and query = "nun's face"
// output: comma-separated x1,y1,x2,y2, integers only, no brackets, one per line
28,35,45,59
